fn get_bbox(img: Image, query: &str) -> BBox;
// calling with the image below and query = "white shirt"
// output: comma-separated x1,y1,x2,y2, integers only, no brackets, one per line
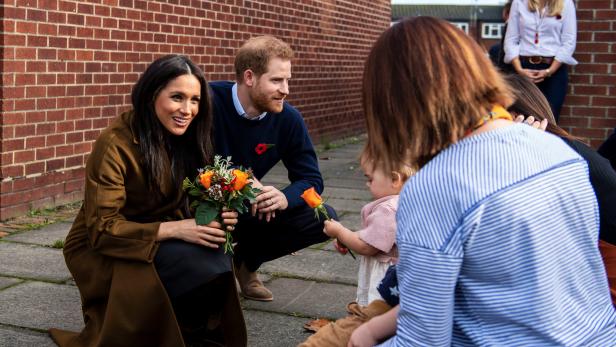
231,83,267,121
504,0,577,65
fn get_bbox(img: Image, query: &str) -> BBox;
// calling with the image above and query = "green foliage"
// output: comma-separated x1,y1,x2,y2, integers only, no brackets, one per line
51,239,64,249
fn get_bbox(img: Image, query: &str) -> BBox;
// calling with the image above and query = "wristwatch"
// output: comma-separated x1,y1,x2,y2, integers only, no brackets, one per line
545,68,552,77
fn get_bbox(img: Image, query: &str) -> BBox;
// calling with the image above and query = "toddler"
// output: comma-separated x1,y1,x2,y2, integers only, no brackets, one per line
323,154,412,306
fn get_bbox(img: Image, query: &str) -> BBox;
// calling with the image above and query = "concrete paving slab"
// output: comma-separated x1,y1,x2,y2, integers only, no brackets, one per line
0,242,70,282
0,276,22,290
259,249,358,285
322,187,372,201
244,310,311,347
324,177,369,189
338,212,363,231
325,198,366,214
0,326,56,347
243,278,355,320
0,281,83,332
4,222,72,247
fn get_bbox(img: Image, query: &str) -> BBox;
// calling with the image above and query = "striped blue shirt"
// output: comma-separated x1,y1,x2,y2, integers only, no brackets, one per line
379,125,616,346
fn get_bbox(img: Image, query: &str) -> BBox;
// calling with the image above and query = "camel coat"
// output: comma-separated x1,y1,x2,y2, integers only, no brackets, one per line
49,111,246,347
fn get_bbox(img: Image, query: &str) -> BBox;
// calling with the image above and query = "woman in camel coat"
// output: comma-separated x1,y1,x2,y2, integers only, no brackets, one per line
49,55,246,347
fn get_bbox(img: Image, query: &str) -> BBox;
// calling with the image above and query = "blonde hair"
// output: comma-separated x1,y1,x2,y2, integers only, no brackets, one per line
362,17,513,172
527,0,564,17
234,35,294,82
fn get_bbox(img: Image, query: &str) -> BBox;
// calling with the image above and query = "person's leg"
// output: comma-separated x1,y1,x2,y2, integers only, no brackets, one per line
232,204,337,300
537,64,568,123
299,300,392,347
234,204,336,272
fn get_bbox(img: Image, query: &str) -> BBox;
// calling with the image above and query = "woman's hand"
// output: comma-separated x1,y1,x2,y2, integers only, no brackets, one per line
220,209,238,232
158,219,226,248
514,115,548,131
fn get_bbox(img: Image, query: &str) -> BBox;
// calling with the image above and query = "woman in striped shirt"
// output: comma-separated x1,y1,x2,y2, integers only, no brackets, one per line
354,16,615,346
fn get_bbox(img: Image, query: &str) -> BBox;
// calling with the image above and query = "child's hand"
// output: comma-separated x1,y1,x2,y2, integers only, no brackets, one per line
333,239,349,255
323,220,344,238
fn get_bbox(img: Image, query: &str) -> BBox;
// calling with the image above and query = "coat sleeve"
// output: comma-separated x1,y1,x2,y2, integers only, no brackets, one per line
83,133,160,263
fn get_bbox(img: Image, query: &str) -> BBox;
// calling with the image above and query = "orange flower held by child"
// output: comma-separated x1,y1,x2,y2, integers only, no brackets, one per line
301,187,323,209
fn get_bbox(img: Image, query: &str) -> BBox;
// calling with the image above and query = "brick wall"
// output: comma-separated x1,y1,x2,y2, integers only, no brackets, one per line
1,0,391,220
561,0,616,147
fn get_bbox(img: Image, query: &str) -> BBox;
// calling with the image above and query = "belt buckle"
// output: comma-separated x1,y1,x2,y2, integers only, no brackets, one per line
528,56,542,64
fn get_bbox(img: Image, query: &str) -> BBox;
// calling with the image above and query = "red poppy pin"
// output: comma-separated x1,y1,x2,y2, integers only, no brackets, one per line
255,143,275,155
556,14,561,20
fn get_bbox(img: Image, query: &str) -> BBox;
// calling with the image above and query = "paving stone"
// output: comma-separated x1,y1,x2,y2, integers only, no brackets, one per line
322,187,372,202
4,222,72,247
0,281,83,332
244,310,311,347
0,276,22,290
260,248,358,285
324,177,370,189
0,242,71,282
338,212,363,231
0,326,56,347
325,198,366,214
242,278,355,320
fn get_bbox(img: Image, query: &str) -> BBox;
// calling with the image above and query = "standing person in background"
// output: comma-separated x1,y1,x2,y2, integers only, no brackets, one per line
49,55,246,347
504,0,577,122
209,35,337,302
357,16,615,346
488,0,513,73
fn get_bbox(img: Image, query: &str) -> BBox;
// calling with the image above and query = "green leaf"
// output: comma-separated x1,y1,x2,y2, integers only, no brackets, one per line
182,177,191,190
190,200,200,209
195,203,219,225
188,189,202,197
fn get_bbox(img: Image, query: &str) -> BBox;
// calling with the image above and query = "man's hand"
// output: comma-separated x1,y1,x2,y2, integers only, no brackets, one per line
252,185,288,222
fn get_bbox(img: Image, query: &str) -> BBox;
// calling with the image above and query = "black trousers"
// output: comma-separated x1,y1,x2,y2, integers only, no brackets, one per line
521,60,568,122
233,204,337,272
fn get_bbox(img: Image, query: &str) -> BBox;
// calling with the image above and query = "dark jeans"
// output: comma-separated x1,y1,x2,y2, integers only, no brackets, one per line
598,130,616,171
233,204,337,272
521,60,568,122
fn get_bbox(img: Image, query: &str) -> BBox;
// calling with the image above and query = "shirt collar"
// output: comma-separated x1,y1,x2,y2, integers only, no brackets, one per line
232,83,267,121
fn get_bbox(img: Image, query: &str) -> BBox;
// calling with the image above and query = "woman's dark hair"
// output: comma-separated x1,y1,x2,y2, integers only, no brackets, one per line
504,74,576,140
131,54,213,198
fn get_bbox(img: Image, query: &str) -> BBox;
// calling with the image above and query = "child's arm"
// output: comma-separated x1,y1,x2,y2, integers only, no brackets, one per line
347,305,399,347
323,220,379,256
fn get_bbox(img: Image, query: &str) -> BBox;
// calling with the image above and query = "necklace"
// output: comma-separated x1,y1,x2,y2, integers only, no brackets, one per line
470,105,513,133
534,6,547,44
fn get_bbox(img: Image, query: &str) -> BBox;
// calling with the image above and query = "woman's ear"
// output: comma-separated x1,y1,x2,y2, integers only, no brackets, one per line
391,171,404,189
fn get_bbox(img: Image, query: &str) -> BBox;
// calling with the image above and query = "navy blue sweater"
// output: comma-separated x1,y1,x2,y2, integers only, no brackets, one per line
209,81,323,209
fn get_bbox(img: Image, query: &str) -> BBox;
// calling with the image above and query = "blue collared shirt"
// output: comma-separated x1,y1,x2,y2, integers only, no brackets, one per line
378,125,615,346
504,0,577,65
231,83,267,121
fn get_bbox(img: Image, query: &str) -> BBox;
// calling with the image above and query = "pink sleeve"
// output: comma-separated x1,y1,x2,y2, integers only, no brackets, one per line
357,204,397,254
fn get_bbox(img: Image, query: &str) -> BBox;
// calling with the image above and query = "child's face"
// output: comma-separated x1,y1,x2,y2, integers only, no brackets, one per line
362,163,401,200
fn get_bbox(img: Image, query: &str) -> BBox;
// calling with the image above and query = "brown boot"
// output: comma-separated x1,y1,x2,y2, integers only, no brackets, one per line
235,262,273,301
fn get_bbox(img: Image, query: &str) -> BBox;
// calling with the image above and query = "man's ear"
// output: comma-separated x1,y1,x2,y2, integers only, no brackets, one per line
243,69,255,87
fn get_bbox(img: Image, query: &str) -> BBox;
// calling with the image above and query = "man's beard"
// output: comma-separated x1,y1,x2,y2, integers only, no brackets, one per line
251,88,284,114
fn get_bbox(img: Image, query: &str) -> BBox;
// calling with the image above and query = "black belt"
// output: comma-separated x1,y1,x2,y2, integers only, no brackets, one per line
520,56,554,65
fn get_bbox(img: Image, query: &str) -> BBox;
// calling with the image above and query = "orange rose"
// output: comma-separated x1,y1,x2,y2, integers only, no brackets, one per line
232,169,249,191
199,171,214,189
301,187,323,208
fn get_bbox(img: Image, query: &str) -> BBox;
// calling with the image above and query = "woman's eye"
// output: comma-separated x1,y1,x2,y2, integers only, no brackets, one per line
171,95,182,101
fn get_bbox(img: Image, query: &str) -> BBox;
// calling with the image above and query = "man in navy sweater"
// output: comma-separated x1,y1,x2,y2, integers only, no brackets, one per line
209,35,337,301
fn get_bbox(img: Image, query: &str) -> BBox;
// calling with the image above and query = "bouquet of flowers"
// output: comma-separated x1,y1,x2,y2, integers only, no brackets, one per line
301,187,355,259
182,155,261,254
